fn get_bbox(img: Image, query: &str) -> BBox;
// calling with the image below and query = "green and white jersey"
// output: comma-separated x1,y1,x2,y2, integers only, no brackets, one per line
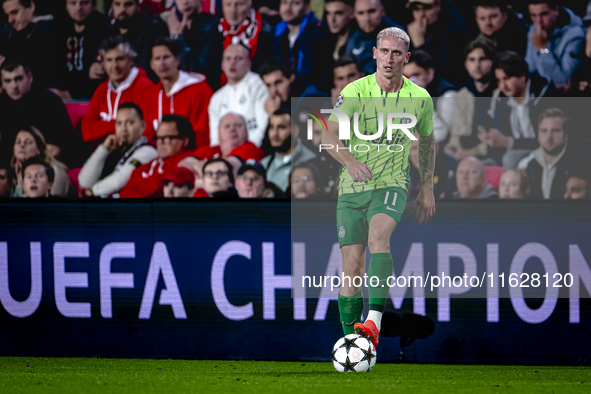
329,74,433,195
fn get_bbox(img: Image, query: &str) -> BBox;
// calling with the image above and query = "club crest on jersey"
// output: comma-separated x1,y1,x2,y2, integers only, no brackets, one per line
339,226,345,238
335,94,344,108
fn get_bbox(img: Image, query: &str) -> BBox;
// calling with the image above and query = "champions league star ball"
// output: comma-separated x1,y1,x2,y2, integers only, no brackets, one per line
332,334,377,372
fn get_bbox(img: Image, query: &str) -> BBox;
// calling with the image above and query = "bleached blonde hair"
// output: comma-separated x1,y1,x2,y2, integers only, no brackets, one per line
376,27,410,52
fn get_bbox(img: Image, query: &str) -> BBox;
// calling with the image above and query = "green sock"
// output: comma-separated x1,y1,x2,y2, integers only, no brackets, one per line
338,289,363,335
368,252,393,313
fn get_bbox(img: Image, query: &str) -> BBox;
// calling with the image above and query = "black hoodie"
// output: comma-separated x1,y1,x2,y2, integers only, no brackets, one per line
0,20,66,90
0,86,80,166
105,12,169,83
474,10,528,57
57,10,110,99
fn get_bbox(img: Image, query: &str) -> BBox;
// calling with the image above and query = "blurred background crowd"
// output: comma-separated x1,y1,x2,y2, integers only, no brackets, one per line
0,0,590,201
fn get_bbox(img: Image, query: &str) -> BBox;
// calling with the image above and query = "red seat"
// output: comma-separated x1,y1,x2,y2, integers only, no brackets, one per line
65,101,90,130
486,166,505,192
68,167,83,197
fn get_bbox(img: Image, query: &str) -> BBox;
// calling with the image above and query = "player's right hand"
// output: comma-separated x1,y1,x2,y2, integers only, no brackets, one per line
345,159,373,184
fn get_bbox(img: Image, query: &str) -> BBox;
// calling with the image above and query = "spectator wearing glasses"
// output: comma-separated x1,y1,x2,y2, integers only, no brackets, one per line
120,114,194,197
201,157,238,197
78,102,157,197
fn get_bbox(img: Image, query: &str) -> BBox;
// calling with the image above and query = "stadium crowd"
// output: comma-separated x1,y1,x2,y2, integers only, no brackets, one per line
0,0,590,200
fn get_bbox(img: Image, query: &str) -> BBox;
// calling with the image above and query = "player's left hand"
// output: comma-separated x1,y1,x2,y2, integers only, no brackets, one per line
413,187,435,224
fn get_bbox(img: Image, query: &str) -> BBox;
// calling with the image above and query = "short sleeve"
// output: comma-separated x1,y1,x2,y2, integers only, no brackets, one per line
417,96,434,137
328,82,359,123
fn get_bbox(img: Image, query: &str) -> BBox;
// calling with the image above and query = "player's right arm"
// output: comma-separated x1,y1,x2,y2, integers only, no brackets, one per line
322,119,373,184
322,84,373,184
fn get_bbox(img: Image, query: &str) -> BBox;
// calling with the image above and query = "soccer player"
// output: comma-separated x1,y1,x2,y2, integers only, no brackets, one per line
322,27,436,348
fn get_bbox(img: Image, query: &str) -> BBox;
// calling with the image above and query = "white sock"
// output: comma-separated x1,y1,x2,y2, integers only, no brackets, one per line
366,310,382,331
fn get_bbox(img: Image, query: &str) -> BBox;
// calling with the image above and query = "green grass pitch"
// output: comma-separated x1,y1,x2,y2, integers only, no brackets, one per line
0,357,589,393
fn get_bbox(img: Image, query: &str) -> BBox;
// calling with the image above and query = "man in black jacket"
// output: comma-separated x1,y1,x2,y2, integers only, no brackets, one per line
518,107,591,199
0,0,67,95
92,0,168,83
472,0,529,55
406,0,471,86
0,60,80,167
167,0,222,90
272,0,330,92
484,51,555,168
344,0,404,76
59,0,109,99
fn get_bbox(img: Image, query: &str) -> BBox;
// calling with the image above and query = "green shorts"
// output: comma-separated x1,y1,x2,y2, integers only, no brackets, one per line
336,187,407,248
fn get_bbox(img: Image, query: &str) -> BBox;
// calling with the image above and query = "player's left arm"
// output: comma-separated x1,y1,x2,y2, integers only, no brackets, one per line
413,97,436,224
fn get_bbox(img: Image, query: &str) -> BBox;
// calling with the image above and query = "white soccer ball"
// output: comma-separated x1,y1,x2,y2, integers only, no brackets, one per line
332,334,377,372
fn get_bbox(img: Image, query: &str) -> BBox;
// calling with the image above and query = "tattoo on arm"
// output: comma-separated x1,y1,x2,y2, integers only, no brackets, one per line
418,132,435,188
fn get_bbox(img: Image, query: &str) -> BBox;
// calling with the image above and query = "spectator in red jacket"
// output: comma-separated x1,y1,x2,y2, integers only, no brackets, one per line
81,36,154,143
178,112,264,190
119,114,194,198
194,112,264,162
147,37,213,147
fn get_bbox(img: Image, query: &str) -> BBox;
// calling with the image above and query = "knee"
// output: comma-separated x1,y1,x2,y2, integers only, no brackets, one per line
342,251,364,276
367,238,389,253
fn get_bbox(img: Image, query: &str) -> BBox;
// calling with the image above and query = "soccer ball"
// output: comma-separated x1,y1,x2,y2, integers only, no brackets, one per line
332,334,377,372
